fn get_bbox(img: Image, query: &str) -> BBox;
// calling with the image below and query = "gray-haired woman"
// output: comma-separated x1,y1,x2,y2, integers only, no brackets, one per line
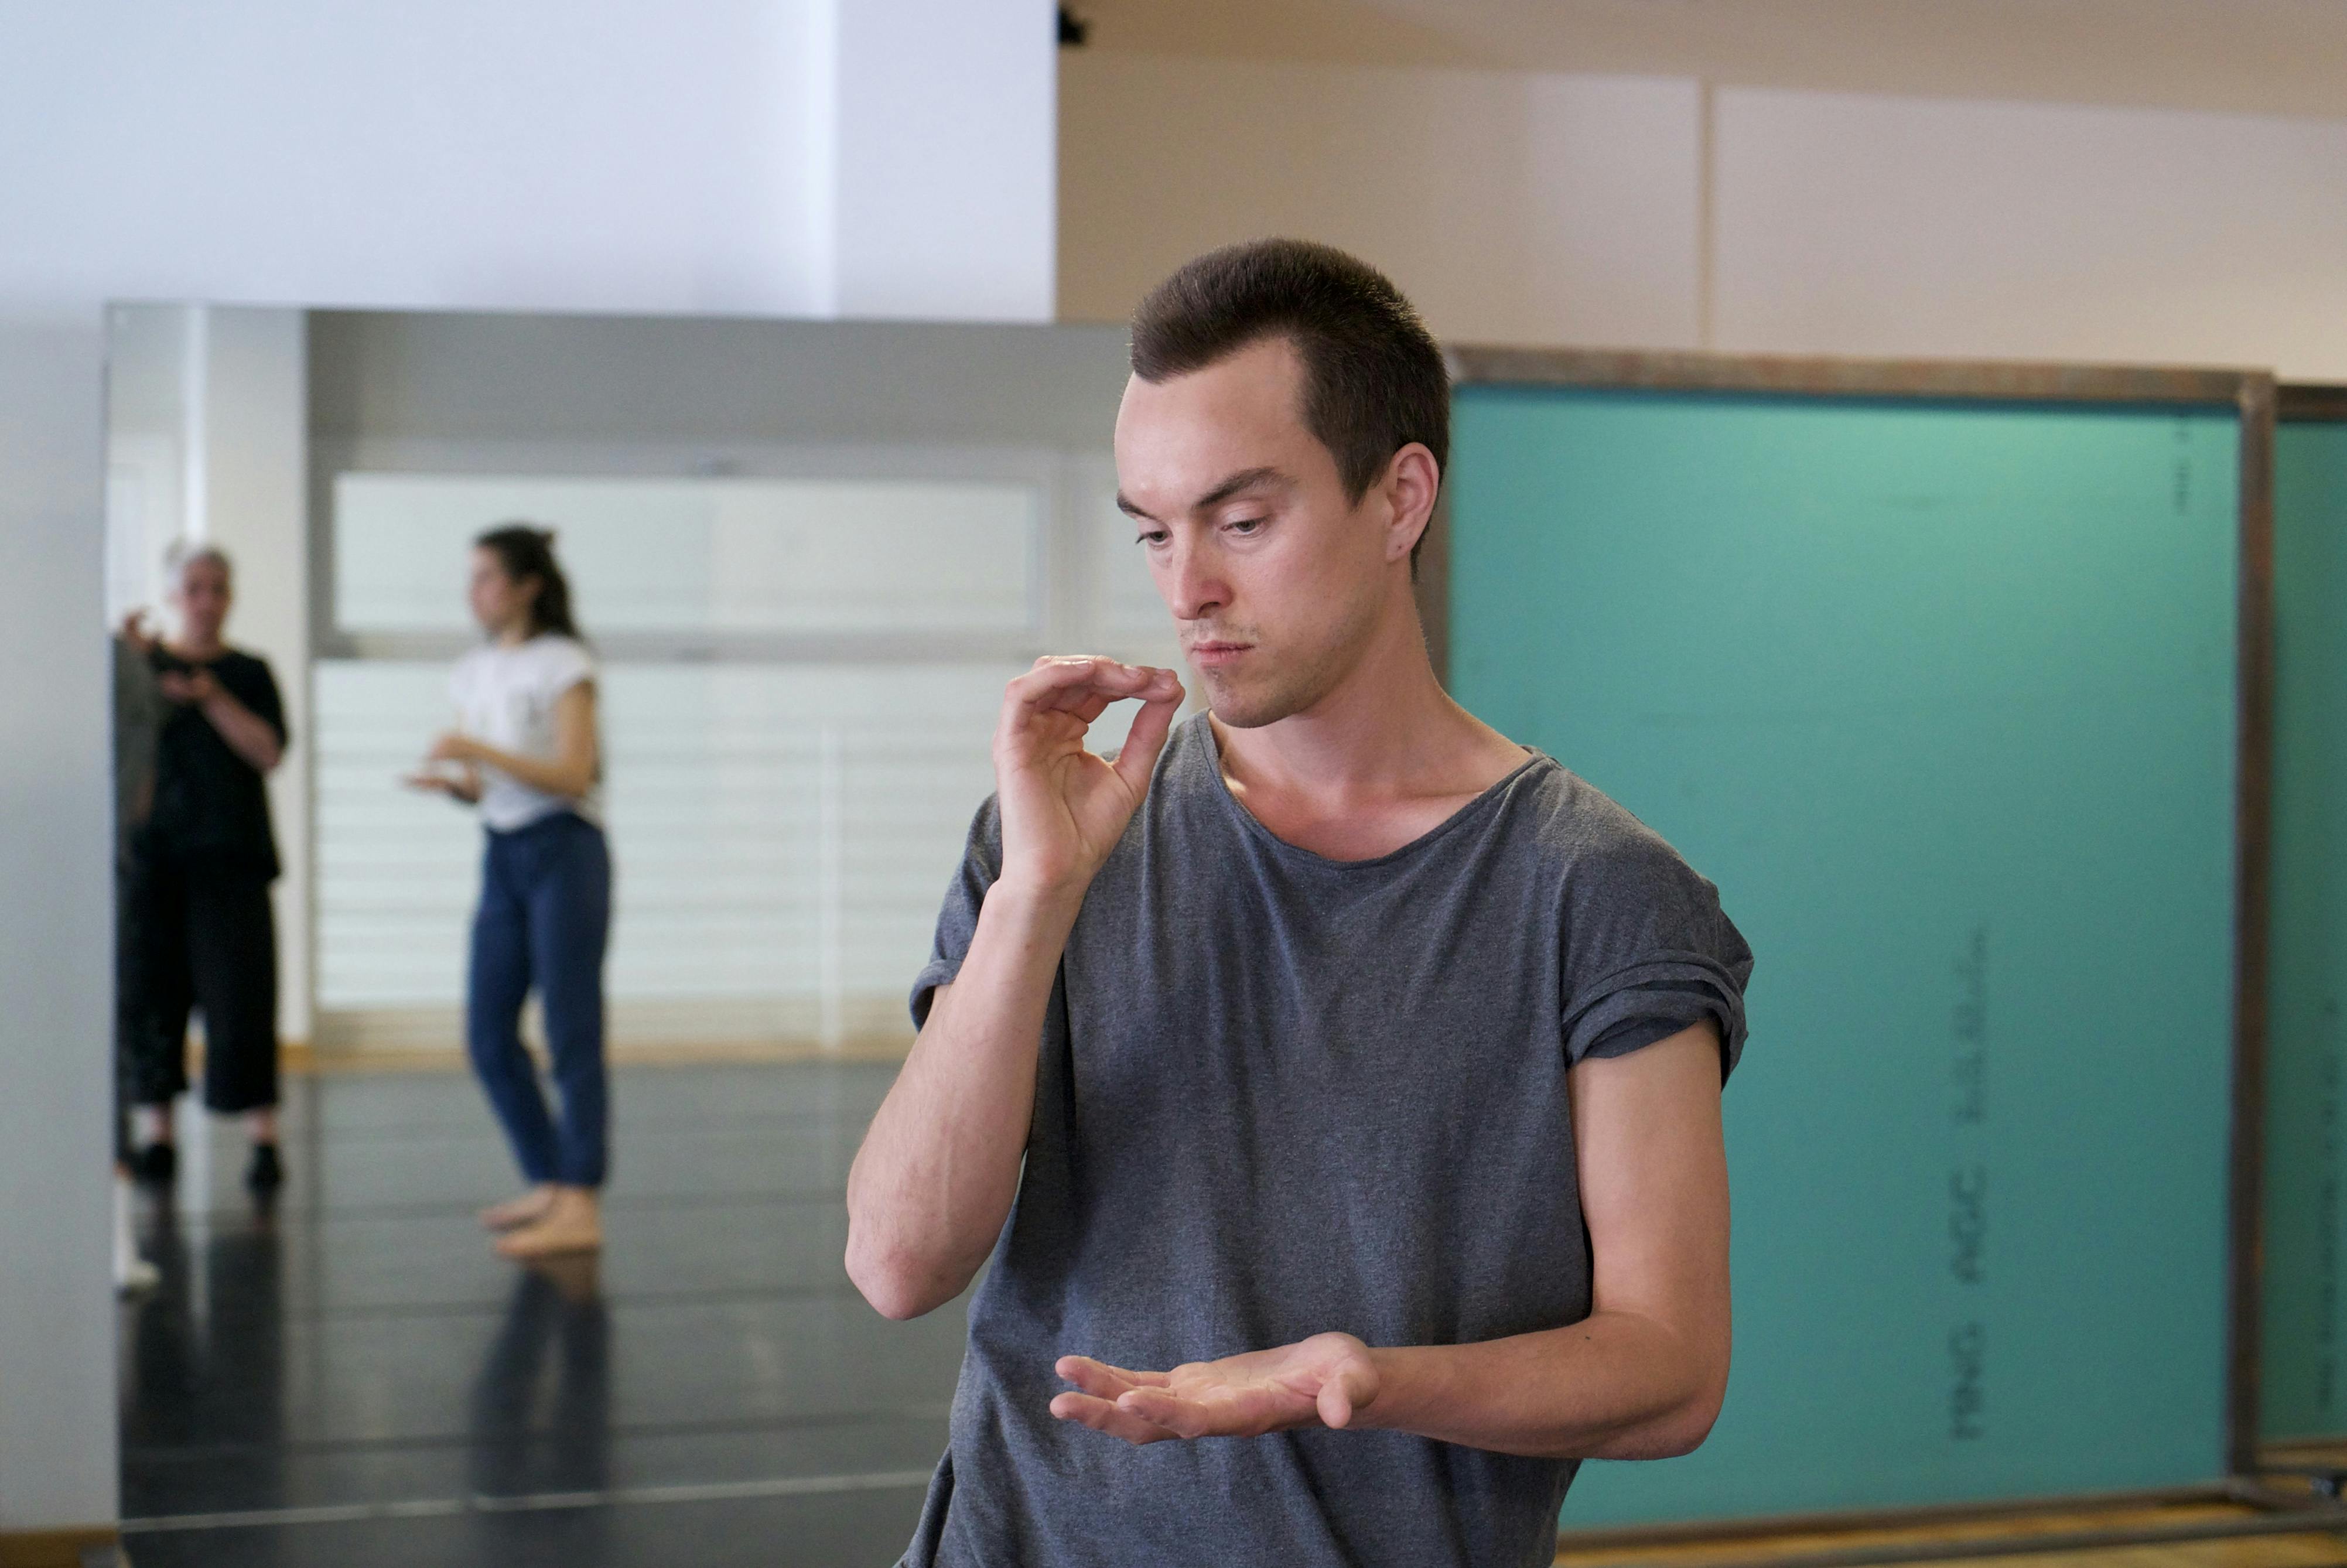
124,542,290,1193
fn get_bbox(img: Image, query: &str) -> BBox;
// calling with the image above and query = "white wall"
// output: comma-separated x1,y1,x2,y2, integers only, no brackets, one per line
1059,51,2347,378
0,0,1054,1535
829,1,1058,319
11,5,832,317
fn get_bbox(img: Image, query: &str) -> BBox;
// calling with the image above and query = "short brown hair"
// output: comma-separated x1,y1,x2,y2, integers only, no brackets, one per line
1129,239,1448,527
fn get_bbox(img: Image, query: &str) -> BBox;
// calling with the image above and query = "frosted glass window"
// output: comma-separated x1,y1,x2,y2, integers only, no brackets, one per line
334,473,1040,636
1078,455,1177,643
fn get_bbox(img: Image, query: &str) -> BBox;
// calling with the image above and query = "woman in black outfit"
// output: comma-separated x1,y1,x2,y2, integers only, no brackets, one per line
126,542,290,1191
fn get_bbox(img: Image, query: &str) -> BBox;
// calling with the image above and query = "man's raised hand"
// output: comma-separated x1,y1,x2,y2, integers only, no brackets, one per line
1047,1333,1380,1446
992,657,1183,901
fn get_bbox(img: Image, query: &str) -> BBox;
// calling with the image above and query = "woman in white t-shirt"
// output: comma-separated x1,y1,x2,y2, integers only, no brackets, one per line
406,525,611,1258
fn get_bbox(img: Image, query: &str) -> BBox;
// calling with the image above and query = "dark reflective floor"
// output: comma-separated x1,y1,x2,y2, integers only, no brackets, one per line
119,1061,960,1567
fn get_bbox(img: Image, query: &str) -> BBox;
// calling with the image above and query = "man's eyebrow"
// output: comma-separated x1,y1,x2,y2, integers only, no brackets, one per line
1116,467,1288,524
1194,466,1286,510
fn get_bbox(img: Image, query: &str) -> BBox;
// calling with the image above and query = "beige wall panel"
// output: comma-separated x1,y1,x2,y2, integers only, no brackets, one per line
1059,52,1703,348
1714,87,2347,377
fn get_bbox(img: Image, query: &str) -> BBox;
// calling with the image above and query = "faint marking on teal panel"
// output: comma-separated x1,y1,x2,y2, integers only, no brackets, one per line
2264,421,2347,1443
1447,387,2238,1523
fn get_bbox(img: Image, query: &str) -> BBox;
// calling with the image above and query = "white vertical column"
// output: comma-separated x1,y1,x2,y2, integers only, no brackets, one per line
103,303,195,625
818,0,1057,322
180,306,210,542
0,313,116,1536
196,309,312,1048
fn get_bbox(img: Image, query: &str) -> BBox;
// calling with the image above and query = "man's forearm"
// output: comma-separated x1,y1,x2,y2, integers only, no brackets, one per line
1359,1310,1727,1461
845,882,1081,1318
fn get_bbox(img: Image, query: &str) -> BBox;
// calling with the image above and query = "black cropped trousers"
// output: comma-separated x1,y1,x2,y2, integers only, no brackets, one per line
124,850,279,1115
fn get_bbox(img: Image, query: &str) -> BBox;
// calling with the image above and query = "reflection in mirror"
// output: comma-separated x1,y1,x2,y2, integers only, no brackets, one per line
107,306,1167,1564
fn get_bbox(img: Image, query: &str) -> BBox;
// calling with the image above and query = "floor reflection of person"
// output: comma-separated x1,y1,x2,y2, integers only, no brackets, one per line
467,1258,611,1502
126,542,291,1194
119,1191,287,1505
407,525,611,1260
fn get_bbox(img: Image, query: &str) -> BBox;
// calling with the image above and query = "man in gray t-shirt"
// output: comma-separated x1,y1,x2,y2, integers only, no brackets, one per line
848,241,1753,1568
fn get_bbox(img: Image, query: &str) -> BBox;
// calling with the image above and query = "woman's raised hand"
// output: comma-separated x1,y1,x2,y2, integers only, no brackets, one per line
990,657,1184,904
400,764,481,804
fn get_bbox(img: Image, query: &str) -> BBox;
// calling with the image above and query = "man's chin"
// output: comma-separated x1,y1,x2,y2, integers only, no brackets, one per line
1202,681,1292,731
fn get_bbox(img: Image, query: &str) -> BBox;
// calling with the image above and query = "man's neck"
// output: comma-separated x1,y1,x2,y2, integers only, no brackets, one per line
1211,600,1522,811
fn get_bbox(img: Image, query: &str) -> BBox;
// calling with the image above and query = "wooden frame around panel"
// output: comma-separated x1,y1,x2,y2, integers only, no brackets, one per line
2280,384,2347,423
1427,347,2280,1492
2265,383,2347,1474
1549,1481,2347,1568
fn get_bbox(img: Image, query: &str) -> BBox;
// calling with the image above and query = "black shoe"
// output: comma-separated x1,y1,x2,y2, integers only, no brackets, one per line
245,1142,283,1192
133,1142,177,1185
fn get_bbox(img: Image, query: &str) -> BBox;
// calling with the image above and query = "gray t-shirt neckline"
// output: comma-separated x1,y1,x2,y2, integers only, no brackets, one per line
1195,716,1549,874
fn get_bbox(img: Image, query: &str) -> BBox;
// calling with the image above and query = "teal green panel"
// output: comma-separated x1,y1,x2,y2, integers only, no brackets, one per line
1448,388,2238,1522
2263,421,2347,1443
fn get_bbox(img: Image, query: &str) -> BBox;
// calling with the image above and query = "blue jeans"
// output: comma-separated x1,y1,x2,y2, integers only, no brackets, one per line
466,812,611,1187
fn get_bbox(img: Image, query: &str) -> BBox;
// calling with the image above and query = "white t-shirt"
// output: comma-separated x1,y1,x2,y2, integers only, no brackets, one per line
449,635,603,831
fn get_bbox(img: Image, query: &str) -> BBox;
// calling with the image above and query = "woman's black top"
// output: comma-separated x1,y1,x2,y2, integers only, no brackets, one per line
141,647,287,882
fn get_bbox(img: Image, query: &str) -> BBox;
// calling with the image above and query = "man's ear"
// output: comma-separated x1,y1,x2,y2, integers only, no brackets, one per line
1384,443,1440,563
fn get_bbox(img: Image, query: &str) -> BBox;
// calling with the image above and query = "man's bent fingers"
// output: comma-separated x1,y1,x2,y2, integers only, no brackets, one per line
1000,662,1170,746
1007,658,1159,710
1113,1388,1221,1439
1109,685,1184,796
1050,1392,1176,1446
1054,1355,1169,1396
1051,1357,1132,1398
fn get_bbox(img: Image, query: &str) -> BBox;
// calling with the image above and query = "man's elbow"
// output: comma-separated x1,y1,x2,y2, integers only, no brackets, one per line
850,1269,934,1323
843,1227,954,1321
1594,1351,1728,1461
1645,1391,1724,1458
1642,1365,1728,1457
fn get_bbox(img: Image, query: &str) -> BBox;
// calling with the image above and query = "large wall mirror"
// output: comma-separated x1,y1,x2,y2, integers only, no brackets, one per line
103,305,1176,1561
109,306,1171,1061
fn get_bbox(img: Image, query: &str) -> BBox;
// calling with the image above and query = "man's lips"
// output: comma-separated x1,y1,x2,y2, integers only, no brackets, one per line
1186,641,1253,667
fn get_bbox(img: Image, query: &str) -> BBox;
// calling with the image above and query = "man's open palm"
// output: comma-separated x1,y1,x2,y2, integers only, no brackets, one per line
1048,1333,1380,1446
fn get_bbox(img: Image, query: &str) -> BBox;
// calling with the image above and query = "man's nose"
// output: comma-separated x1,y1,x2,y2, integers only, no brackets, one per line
1163,539,1227,623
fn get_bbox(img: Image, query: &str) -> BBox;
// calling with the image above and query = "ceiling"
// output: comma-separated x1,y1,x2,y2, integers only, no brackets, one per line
1066,0,2347,119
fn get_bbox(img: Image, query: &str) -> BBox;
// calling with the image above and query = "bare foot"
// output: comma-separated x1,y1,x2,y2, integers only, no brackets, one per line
494,1187,602,1259
479,1185,556,1232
